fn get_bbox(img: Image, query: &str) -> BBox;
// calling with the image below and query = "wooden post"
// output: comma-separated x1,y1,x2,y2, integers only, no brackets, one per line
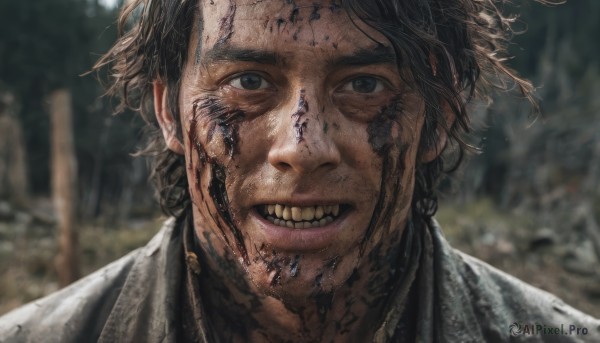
49,89,80,287
0,92,29,209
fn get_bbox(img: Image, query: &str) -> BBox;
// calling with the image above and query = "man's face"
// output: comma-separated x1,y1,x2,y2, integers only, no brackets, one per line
166,0,432,301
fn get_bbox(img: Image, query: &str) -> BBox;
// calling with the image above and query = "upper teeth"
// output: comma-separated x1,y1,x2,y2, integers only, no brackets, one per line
267,204,340,221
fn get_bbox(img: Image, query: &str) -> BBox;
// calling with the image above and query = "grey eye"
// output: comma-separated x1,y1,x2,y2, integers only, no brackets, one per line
342,76,384,93
229,73,271,90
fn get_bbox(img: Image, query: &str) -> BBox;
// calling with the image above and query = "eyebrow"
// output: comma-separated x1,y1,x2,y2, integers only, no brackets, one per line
202,47,282,66
200,45,398,68
328,46,397,68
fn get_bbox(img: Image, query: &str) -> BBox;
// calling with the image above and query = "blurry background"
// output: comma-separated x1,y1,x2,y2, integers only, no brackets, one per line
0,0,598,317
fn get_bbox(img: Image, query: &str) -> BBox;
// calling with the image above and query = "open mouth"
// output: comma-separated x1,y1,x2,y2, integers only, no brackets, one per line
257,204,350,229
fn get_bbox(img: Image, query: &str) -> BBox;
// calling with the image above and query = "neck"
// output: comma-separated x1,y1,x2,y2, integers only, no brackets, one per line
186,218,418,342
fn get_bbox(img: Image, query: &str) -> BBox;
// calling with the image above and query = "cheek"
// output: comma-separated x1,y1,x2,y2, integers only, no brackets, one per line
184,98,251,263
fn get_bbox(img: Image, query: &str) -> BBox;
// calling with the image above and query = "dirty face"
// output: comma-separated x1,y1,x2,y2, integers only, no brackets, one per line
171,0,430,302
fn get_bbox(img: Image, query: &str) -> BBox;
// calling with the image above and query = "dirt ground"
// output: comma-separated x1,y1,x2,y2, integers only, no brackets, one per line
437,199,600,318
0,200,598,318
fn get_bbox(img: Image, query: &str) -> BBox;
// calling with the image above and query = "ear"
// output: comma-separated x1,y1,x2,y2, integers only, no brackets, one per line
420,102,456,163
153,81,184,155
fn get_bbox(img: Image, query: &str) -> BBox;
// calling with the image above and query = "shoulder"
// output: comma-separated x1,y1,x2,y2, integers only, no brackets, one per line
0,219,179,343
430,219,600,341
0,250,138,343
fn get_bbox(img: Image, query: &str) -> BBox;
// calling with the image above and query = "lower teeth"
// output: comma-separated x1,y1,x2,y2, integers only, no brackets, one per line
266,215,335,228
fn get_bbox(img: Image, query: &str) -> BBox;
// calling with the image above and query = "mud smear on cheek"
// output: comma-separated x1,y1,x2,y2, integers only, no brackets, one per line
329,0,342,13
276,17,286,30
309,3,321,22
208,163,249,263
291,89,309,143
360,100,407,255
216,0,236,46
359,146,408,256
189,100,249,264
289,2,300,23
194,98,245,158
367,99,403,156
189,104,209,201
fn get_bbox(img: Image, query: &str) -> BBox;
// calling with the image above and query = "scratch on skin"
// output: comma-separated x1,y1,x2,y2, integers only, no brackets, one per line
216,0,236,46
255,244,292,287
290,254,301,277
292,89,309,143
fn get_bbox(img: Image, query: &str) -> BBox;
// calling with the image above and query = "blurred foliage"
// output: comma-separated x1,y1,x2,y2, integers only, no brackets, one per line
445,0,600,216
0,0,153,220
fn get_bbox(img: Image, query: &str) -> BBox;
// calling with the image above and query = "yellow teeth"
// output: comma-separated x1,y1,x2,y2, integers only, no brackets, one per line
282,206,291,220
262,204,343,228
291,207,302,221
315,206,324,220
301,207,314,220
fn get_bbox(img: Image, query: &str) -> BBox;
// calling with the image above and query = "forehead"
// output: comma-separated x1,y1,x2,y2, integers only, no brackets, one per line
197,0,390,59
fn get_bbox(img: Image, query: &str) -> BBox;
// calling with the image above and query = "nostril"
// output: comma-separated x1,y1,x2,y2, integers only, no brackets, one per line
273,161,293,172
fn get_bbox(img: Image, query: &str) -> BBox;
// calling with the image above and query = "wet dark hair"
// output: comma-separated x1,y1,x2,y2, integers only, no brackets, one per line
94,0,537,218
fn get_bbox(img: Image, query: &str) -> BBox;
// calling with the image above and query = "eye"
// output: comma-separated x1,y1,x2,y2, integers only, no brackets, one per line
229,73,271,90
341,76,384,93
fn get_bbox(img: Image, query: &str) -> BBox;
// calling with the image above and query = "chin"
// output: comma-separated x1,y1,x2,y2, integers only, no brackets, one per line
244,248,361,304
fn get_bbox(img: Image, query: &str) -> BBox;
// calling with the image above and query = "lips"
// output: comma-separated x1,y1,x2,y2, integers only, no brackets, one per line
252,202,352,251
257,204,347,229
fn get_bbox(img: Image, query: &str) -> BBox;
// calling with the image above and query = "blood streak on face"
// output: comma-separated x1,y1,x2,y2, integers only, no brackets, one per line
291,89,309,143
188,99,249,262
171,0,431,303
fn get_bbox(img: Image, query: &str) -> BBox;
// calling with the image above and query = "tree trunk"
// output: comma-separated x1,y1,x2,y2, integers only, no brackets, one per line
49,89,79,287
0,92,29,209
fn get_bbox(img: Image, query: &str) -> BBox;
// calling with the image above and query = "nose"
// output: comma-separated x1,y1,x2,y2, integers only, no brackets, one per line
268,89,341,174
